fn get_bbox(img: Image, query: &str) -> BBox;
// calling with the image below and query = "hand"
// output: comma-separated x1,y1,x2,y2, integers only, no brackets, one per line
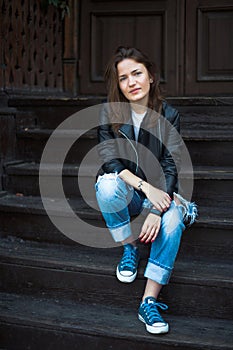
139,213,161,244
143,183,171,212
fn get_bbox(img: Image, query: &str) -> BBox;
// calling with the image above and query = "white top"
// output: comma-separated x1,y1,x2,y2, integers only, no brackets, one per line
131,110,146,141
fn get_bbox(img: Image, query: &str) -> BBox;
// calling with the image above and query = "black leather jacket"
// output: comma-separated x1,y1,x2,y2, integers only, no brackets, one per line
97,101,181,197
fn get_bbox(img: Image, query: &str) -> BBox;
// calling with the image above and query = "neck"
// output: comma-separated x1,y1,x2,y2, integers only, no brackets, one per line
130,103,147,114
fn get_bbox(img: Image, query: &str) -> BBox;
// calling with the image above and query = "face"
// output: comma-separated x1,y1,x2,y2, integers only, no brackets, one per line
117,58,151,107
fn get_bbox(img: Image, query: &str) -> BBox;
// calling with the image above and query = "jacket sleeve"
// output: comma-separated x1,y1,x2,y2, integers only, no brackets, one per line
160,107,182,197
97,104,126,174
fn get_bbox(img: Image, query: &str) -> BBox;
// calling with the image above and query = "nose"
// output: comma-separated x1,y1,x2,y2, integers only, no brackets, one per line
128,75,136,86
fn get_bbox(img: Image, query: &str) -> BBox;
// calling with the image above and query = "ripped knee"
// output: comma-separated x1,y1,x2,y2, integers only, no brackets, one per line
96,173,119,200
162,204,184,235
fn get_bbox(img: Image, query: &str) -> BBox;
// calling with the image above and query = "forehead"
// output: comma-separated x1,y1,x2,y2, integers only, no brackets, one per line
117,59,146,75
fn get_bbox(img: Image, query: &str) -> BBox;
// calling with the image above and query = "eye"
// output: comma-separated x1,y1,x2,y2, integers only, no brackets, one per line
134,71,142,76
119,76,127,82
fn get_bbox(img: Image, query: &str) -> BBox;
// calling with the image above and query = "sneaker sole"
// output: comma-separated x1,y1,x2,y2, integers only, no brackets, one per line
138,314,169,334
116,266,137,283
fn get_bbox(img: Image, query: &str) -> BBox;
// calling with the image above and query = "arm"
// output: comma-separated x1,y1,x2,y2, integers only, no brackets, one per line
119,169,171,243
97,104,126,174
119,169,171,212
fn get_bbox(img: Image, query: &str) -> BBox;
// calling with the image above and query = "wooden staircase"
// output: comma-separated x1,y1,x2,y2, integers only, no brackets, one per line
0,96,233,349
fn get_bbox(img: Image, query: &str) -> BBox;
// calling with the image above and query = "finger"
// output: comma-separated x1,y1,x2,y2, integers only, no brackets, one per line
162,201,170,211
145,227,156,243
165,193,172,200
140,231,150,242
144,224,158,243
151,232,159,243
151,227,160,242
153,202,164,212
163,195,171,205
159,202,167,211
139,225,148,239
140,228,152,242
151,225,160,243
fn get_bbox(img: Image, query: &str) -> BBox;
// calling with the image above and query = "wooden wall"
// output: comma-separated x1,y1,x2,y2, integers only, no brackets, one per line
0,0,233,97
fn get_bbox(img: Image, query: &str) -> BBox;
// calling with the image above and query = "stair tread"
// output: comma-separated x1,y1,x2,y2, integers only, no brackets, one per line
6,161,233,179
181,129,233,140
17,128,97,139
0,237,232,288
0,291,232,349
16,125,233,141
0,193,232,224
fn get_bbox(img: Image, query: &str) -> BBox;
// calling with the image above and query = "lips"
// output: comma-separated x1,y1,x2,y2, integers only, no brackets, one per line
129,88,141,94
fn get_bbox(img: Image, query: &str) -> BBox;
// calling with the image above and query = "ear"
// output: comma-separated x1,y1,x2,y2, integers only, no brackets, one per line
149,78,153,83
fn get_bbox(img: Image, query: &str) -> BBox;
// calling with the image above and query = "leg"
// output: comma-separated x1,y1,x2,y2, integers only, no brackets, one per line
144,201,185,285
138,201,185,334
95,173,143,282
142,279,162,301
95,173,143,242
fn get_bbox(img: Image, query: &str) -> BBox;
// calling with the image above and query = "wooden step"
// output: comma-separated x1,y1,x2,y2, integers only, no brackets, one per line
0,194,232,260
16,128,98,163
12,96,233,166
16,126,233,166
0,292,232,350
4,162,233,207
0,236,232,320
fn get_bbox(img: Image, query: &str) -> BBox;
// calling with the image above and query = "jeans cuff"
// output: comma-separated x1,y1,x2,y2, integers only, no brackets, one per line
109,222,132,242
144,260,172,285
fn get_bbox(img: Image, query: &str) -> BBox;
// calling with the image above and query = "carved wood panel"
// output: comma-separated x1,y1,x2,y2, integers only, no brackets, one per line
0,0,63,93
79,0,184,96
185,0,233,95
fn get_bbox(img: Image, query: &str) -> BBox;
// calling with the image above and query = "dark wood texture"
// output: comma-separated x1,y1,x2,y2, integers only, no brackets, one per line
1,293,232,350
1,0,233,96
0,110,16,190
0,0,63,93
185,0,233,95
79,0,184,96
0,95,233,348
63,0,79,95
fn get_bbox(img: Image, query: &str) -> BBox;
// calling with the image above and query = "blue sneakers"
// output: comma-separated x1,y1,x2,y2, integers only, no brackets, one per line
116,244,140,283
138,296,169,334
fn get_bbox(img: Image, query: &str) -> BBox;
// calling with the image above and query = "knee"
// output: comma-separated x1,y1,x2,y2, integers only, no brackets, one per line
95,173,121,202
162,204,185,236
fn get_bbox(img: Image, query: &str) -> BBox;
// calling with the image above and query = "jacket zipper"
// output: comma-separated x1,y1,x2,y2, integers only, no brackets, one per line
118,129,139,174
119,119,162,174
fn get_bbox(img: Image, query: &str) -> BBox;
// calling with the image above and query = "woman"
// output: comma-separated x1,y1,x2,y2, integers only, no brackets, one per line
95,46,197,334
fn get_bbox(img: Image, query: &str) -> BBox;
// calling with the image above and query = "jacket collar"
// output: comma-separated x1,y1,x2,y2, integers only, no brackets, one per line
119,119,135,140
119,110,150,140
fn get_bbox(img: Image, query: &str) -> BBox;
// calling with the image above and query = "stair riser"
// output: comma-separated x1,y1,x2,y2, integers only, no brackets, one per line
4,174,233,207
16,137,233,167
16,137,98,164
0,262,232,320
0,211,232,261
0,322,199,350
185,140,233,167
0,211,105,245
15,105,93,130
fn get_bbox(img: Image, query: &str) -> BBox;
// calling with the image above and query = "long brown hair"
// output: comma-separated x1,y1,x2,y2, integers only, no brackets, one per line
104,46,164,130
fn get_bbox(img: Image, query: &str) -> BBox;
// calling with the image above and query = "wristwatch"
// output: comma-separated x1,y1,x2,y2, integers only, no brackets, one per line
150,208,162,216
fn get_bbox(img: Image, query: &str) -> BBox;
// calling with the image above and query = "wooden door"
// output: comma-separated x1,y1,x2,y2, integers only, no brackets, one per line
185,0,233,95
79,0,184,96
79,0,233,96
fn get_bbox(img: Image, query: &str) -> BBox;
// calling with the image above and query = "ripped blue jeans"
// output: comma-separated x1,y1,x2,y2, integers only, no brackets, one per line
95,173,197,285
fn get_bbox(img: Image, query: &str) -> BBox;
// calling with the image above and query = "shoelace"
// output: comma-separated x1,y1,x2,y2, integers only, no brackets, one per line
120,248,138,270
143,301,168,323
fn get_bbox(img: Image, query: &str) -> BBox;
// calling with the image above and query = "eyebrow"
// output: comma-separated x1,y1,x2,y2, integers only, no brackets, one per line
118,68,141,78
